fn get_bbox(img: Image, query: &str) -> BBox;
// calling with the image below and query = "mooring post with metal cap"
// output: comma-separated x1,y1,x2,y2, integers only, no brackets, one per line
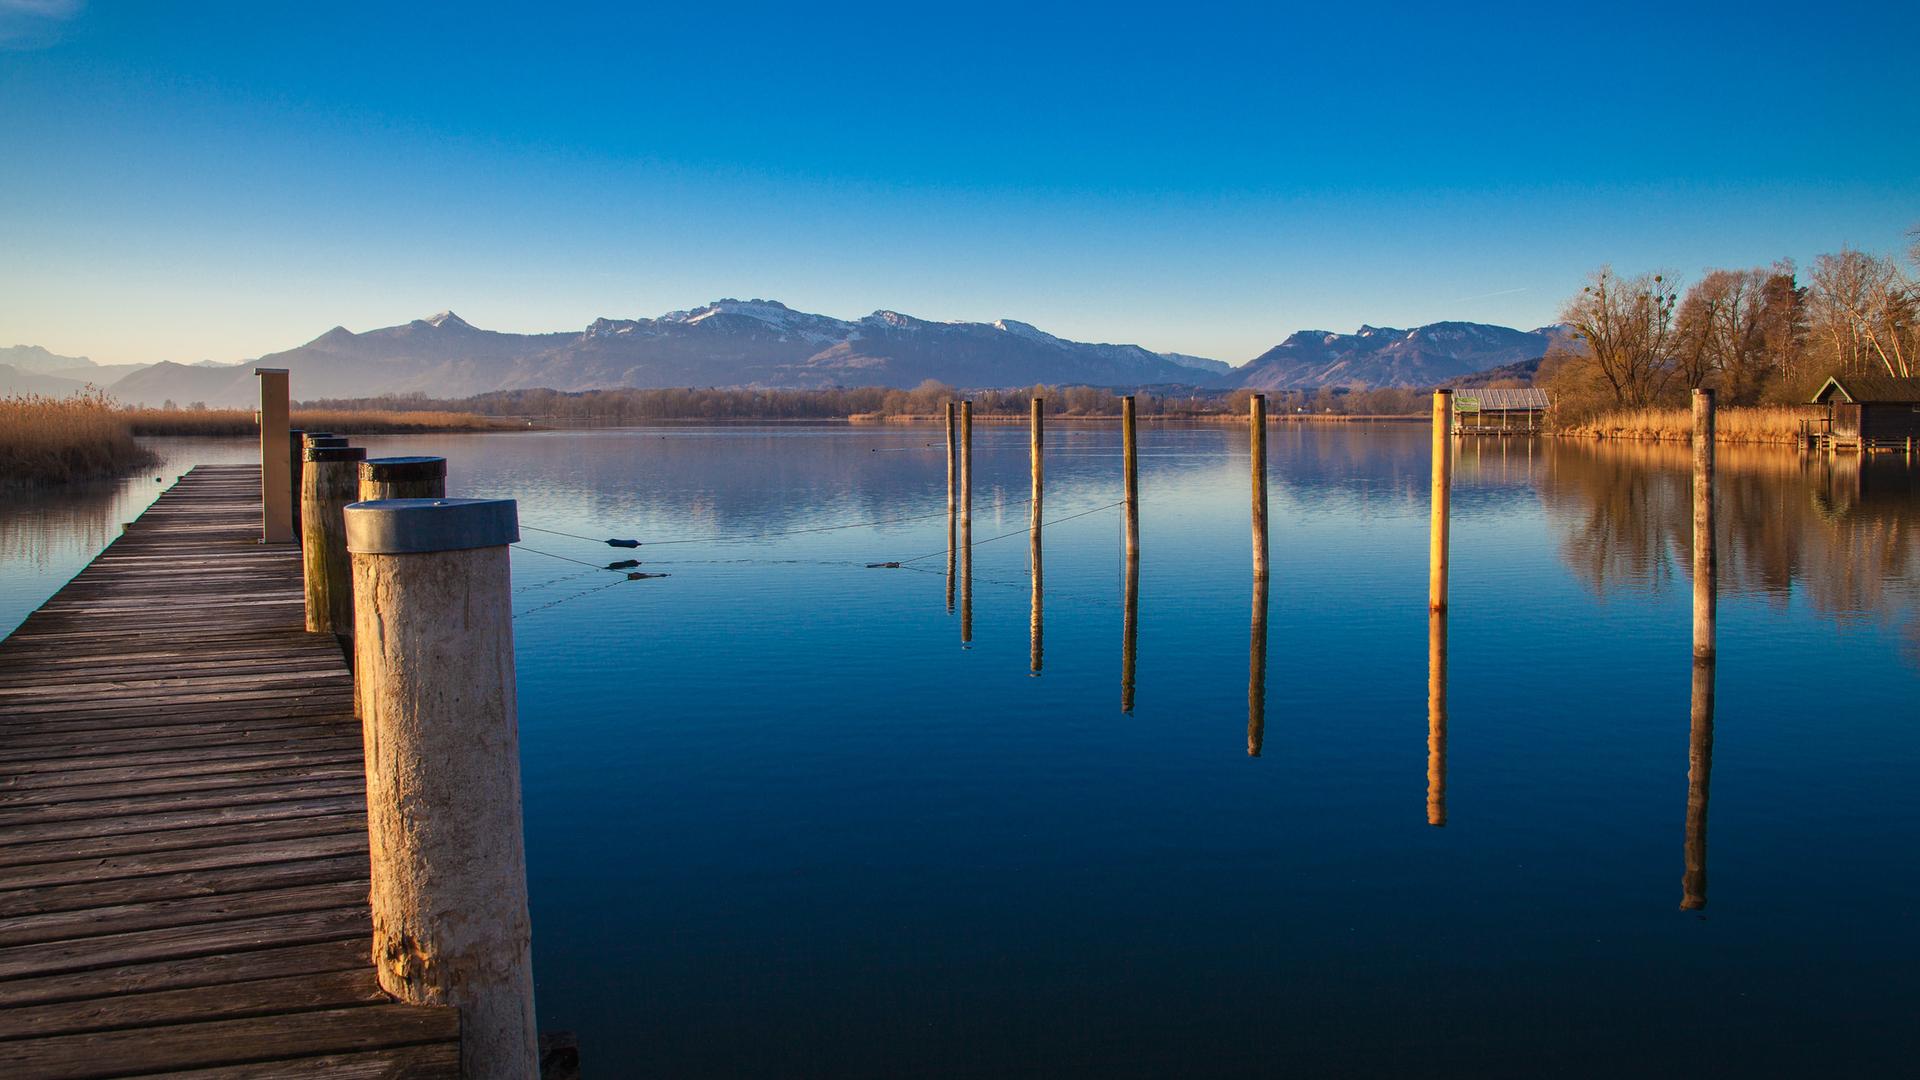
360,456,448,502
255,368,293,543
1430,389,1453,613
1250,393,1269,581
344,497,537,1080
301,445,366,636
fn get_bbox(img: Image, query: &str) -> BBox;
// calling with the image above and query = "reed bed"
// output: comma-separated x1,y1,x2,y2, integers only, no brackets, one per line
123,408,518,436
1,391,158,486
1557,405,1811,444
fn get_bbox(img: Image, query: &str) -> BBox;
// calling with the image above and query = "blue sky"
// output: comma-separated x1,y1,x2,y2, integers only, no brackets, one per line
2,1,1914,366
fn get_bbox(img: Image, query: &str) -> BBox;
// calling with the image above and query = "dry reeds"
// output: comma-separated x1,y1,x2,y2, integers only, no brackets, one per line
123,408,518,436
1,390,158,487
1557,405,1811,444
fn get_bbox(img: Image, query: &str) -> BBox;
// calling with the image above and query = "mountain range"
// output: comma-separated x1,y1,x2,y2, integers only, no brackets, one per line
7,301,1570,406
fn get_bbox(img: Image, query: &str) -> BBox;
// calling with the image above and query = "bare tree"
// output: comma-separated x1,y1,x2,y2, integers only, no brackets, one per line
1808,248,1915,378
1561,268,1680,407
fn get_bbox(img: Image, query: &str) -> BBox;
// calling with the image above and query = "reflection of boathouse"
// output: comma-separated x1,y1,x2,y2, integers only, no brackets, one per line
1808,375,1920,452
1450,388,1549,435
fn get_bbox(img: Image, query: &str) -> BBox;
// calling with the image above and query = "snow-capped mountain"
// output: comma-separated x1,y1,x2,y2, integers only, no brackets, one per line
107,300,1232,406
1237,322,1573,390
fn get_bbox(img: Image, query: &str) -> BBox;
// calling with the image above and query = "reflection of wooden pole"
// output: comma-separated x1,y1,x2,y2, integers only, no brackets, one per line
1681,658,1715,910
1427,610,1448,827
1248,572,1269,756
1030,398,1044,674
256,368,293,543
1122,395,1139,560
1250,394,1269,581
1121,550,1138,713
945,402,957,614
1430,390,1452,612
960,400,973,646
1693,389,1716,661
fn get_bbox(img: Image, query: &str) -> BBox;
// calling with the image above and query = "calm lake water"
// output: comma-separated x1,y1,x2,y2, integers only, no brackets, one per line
4,425,1918,1076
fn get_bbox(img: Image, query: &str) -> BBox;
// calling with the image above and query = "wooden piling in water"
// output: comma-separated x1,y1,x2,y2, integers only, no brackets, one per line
360,456,448,502
1030,398,1044,673
960,400,973,645
1427,610,1447,827
1250,394,1269,581
1248,572,1269,757
1430,390,1452,612
1693,389,1716,661
288,428,305,540
946,401,957,613
344,497,537,1079
1122,395,1139,561
301,445,366,636
255,368,293,543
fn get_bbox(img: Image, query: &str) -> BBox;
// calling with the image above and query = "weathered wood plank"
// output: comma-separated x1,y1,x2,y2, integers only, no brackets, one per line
0,1003,459,1078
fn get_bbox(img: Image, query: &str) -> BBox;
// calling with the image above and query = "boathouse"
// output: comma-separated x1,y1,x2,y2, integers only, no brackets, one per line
1809,375,1920,450
1450,387,1549,434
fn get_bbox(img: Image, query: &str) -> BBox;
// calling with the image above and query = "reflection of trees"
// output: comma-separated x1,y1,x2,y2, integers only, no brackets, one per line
1539,440,1920,652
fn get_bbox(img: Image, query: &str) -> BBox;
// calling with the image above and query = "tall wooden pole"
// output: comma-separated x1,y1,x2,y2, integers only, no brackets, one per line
1248,572,1269,757
1250,394,1269,581
1122,395,1139,560
1681,657,1715,910
960,400,973,646
945,402,957,615
1430,390,1452,612
1427,610,1448,827
1030,397,1044,674
1692,389,1716,661
255,368,293,543
345,498,537,1079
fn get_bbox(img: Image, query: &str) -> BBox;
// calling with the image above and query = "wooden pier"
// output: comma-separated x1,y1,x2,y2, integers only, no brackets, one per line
0,465,460,1077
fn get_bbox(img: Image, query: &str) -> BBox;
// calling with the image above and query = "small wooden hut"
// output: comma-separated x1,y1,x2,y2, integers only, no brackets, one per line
1451,388,1549,434
1809,375,1920,450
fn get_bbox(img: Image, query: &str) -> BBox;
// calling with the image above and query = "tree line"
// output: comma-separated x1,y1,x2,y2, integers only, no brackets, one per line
1549,231,1919,419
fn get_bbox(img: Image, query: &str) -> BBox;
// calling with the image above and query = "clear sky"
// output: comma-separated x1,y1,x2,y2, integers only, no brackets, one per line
2,1,1914,366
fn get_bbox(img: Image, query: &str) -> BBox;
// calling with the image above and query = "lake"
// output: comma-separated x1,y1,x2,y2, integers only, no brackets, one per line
4,424,1917,1076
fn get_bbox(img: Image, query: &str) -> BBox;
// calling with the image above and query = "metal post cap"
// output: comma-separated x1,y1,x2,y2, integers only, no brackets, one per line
305,436,349,449
345,498,520,554
305,446,367,463
359,456,447,482
302,431,337,440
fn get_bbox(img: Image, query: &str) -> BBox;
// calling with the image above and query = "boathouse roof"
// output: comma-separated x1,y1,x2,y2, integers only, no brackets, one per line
1453,388,1550,412
1811,375,1920,404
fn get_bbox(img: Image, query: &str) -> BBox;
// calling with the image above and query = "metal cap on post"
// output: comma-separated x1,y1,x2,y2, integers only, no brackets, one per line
305,436,350,449
359,456,449,503
344,498,535,1079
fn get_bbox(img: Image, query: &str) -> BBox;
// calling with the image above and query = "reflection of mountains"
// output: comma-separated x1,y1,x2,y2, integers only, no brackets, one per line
1540,440,1920,649
0,479,127,569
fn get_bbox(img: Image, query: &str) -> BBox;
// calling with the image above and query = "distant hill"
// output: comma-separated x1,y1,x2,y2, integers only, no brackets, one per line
0,363,90,397
105,301,1233,406
0,344,91,373
1238,322,1574,390
1448,356,1546,388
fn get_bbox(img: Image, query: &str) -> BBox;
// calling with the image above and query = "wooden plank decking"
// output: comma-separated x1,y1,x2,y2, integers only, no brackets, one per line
0,465,460,1077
